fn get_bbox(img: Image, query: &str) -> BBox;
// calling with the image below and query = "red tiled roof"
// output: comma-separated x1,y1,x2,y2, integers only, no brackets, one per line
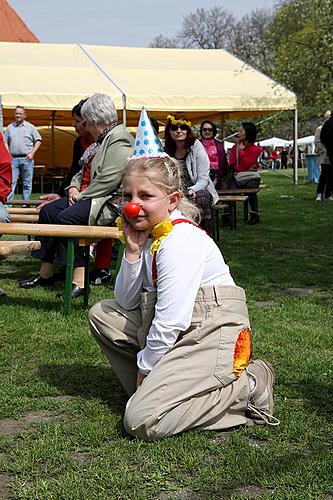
0,0,39,42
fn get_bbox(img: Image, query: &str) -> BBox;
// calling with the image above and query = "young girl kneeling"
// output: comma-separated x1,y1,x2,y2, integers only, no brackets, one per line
89,155,279,440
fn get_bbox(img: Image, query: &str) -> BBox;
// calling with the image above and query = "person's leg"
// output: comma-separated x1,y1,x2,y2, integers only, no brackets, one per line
245,178,260,224
89,299,143,396
326,166,333,198
124,286,254,441
91,239,113,285
55,199,91,269
194,189,213,234
21,159,34,200
20,197,73,287
7,158,20,200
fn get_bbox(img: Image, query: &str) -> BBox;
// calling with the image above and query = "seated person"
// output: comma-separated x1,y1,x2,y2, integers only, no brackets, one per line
19,93,134,298
38,99,113,286
199,120,228,188
163,114,218,235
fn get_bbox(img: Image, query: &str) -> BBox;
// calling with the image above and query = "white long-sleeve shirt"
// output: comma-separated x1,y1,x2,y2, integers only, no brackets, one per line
115,209,235,374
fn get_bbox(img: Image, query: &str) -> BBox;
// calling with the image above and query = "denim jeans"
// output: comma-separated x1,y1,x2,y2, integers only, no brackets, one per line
8,157,34,200
0,201,10,223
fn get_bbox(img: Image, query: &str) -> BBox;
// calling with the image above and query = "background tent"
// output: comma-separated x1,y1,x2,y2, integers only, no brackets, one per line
0,42,296,128
0,42,298,177
259,137,290,148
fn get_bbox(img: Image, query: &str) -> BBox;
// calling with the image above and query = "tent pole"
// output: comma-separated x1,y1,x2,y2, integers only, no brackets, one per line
78,44,127,124
51,111,56,167
293,104,298,185
122,95,126,126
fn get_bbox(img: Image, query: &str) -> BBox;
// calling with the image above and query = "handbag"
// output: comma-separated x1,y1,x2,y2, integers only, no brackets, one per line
234,143,260,186
234,170,261,186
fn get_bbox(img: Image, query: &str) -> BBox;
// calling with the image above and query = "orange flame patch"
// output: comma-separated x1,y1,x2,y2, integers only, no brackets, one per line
233,328,252,377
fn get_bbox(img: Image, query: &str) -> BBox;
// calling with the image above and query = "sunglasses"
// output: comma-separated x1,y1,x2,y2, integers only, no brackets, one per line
202,127,213,132
170,124,188,131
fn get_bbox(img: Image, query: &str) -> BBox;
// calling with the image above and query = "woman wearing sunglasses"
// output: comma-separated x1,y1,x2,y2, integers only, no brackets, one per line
199,120,228,189
164,115,218,234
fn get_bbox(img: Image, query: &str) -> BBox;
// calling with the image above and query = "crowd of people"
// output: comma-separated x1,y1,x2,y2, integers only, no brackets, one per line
0,95,280,439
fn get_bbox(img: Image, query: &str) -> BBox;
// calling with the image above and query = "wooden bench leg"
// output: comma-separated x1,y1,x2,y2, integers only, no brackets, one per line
64,239,74,317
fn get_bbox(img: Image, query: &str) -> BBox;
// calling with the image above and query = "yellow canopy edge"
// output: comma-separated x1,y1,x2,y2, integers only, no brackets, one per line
0,42,296,127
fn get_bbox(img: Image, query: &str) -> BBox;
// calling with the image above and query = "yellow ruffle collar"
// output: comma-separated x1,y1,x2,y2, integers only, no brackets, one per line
115,217,173,254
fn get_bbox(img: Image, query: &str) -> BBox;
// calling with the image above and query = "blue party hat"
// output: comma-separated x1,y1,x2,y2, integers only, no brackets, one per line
129,107,168,160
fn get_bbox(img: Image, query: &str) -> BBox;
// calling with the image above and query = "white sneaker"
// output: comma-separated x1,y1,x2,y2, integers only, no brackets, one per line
316,194,322,202
324,196,333,201
246,360,280,426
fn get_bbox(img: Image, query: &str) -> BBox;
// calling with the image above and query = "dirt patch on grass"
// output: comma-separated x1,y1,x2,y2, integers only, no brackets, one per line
158,489,204,499
253,300,279,307
70,451,90,463
43,395,74,402
233,484,272,497
0,409,66,436
248,437,267,448
0,474,13,500
211,431,232,444
279,287,331,298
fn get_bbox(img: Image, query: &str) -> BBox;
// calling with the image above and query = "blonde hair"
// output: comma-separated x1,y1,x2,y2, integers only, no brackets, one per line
122,156,201,222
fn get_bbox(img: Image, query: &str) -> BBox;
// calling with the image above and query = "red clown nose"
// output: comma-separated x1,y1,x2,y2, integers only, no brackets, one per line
123,202,141,218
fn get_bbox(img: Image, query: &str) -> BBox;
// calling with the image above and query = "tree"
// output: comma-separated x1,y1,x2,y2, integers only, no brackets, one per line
232,8,273,75
150,7,236,50
267,0,333,132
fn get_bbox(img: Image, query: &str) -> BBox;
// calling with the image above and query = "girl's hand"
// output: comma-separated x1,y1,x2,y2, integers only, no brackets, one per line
122,215,150,261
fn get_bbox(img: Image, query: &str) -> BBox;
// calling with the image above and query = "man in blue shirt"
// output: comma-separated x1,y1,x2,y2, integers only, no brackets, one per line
4,106,42,200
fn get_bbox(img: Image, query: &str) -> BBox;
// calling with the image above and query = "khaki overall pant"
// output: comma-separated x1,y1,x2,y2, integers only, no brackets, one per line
89,285,251,441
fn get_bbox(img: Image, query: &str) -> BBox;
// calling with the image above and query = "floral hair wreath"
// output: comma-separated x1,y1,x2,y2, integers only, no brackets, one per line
167,114,191,127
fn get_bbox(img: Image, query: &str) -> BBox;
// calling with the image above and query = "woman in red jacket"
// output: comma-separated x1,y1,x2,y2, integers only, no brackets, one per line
0,132,11,222
228,123,262,225
0,131,12,297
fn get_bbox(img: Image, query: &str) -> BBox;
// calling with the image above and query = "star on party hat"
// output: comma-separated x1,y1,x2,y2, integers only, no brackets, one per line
129,107,168,160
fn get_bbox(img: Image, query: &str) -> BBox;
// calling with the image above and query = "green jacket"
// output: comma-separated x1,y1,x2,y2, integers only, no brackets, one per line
70,125,134,225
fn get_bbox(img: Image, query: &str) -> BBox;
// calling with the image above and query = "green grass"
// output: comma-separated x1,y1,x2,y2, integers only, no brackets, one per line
0,171,332,499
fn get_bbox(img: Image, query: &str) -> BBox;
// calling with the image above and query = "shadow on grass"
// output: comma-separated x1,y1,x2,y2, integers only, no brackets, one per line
297,381,333,422
38,363,127,415
0,294,89,313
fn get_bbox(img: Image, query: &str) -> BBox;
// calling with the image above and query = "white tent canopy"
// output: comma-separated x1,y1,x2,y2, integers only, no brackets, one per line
259,137,290,148
0,42,296,127
292,135,315,145
223,140,235,150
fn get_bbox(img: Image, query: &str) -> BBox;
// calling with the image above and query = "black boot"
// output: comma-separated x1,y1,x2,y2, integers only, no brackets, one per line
247,212,260,225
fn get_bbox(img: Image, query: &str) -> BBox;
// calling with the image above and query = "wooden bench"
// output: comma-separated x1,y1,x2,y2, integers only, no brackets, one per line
0,223,121,317
219,195,250,226
0,240,41,256
217,188,260,196
212,196,249,241
9,214,40,223
5,199,42,206
7,208,39,215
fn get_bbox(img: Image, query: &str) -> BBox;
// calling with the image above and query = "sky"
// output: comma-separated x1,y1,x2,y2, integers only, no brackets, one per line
9,0,275,47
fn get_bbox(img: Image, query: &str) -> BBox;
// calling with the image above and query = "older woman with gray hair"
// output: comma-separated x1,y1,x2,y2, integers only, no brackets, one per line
20,93,134,298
